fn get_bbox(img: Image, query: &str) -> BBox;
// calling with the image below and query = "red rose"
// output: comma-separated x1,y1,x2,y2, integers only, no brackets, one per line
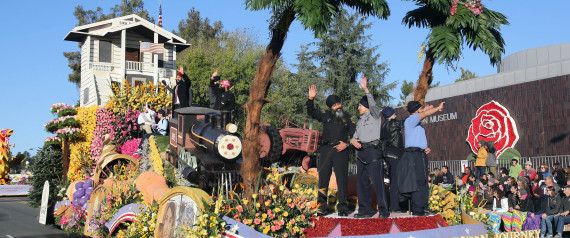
466,100,519,157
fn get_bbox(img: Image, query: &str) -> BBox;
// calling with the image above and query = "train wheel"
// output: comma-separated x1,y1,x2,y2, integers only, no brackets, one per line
259,125,283,164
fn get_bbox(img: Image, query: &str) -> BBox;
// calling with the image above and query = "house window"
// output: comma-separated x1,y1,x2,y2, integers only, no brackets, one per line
83,88,89,105
154,54,164,68
99,40,112,63
125,48,139,62
132,77,146,88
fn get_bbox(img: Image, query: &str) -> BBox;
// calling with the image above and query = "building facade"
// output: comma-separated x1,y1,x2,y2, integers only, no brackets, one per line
397,43,570,161
64,14,190,107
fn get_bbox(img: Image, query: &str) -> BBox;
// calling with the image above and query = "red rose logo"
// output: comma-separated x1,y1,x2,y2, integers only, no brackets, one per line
466,100,519,157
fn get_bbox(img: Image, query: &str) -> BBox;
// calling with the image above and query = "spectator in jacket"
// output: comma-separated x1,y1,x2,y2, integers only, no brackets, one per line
553,185,570,238
516,188,534,212
475,140,488,180
137,104,155,134
510,159,523,178
467,174,477,186
486,141,498,177
552,163,566,187
521,161,538,181
540,186,561,237
499,168,509,188
211,77,237,112
441,166,454,187
432,168,443,185
543,175,561,195
541,164,553,178
170,66,192,116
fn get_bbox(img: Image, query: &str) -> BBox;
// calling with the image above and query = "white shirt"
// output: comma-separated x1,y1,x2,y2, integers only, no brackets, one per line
137,110,155,125
493,197,509,213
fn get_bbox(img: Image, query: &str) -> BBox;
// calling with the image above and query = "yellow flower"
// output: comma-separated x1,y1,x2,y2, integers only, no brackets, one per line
274,208,281,213
243,199,249,205
283,211,289,217
252,194,258,199
256,203,260,208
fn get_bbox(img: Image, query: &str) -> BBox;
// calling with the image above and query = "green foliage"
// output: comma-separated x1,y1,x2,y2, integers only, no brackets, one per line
178,29,266,128
163,160,177,188
455,67,478,82
62,51,81,87
402,0,509,68
154,135,170,153
307,8,396,121
174,7,226,44
244,0,390,38
399,80,414,105
28,145,64,208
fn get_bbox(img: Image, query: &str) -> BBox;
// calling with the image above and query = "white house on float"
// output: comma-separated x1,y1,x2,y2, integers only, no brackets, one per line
64,14,190,106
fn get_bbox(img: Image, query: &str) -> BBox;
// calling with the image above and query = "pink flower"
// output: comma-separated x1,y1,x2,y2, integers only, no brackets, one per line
255,213,259,217
278,220,285,225
271,225,276,232
301,214,305,220
236,205,243,212
60,216,69,226
254,219,261,225
290,219,295,224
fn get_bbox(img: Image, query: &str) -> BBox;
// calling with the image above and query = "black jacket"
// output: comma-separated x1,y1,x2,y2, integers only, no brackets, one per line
171,73,192,109
306,99,355,145
545,195,562,215
508,193,518,210
560,195,570,213
518,196,534,212
441,172,454,185
380,119,404,150
210,77,237,111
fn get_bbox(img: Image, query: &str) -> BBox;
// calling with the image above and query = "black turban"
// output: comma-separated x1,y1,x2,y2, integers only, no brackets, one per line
407,101,422,113
326,95,341,108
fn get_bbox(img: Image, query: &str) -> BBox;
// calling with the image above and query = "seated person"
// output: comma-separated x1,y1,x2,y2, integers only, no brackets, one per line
553,185,570,238
540,186,561,237
502,186,527,232
137,104,155,134
488,188,509,233
137,109,168,150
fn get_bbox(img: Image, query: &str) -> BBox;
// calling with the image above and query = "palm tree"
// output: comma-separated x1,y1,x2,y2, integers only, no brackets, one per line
403,0,508,104
241,0,390,194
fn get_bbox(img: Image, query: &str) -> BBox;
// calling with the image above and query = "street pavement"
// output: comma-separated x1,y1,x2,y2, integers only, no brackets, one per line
0,196,66,238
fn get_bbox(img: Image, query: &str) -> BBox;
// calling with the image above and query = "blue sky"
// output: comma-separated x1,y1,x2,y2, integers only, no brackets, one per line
1,0,569,156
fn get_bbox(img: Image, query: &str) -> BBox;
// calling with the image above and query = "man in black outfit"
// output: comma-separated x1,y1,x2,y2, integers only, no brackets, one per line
306,84,355,216
380,106,405,212
168,66,192,117
209,72,236,112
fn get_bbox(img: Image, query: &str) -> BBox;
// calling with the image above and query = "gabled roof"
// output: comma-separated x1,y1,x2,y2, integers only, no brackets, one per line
64,14,189,51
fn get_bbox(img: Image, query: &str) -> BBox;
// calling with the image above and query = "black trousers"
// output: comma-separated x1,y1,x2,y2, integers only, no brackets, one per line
384,157,401,211
399,151,429,214
317,145,349,213
356,148,389,216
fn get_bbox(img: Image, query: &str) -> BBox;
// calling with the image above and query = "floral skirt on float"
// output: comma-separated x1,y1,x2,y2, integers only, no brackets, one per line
487,212,503,233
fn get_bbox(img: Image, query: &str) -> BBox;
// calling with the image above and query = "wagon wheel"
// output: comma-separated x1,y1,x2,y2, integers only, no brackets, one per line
84,185,113,236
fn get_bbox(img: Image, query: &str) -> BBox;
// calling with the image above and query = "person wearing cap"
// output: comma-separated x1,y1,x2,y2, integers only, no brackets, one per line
306,84,355,216
380,106,405,212
210,72,236,112
509,159,523,179
170,66,192,115
137,109,169,150
553,185,570,238
475,140,488,180
396,98,445,216
539,186,561,237
521,161,538,181
350,75,388,218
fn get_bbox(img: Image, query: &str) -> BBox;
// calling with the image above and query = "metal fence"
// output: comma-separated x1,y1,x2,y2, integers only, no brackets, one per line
428,155,570,177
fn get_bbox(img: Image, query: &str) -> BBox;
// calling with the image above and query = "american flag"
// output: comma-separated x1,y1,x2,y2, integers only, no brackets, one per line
140,42,164,54
158,3,163,27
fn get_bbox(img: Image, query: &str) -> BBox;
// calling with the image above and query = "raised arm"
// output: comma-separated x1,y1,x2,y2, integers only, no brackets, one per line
359,75,381,119
419,102,445,121
306,84,323,122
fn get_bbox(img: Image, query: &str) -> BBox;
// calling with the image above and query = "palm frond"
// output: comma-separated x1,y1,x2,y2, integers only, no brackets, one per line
341,0,390,19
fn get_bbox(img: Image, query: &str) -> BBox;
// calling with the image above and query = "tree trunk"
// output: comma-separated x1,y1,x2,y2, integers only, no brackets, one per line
240,9,295,197
413,49,434,105
62,138,70,182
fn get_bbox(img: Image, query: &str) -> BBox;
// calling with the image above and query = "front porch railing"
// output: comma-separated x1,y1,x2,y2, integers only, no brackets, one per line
125,61,154,73
89,62,114,72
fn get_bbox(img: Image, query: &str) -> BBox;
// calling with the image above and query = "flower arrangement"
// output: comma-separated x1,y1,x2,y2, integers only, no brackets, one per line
118,138,142,159
180,189,228,238
148,136,163,176
56,105,77,117
44,136,62,147
44,116,80,133
50,103,68,114
67,106,98,182
106,80,171,113
119,202,158,238
428,185,460,225
225,169,319,237
56,127,81,140
90,108,139,163
451,0,483,16
56,204,87,236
